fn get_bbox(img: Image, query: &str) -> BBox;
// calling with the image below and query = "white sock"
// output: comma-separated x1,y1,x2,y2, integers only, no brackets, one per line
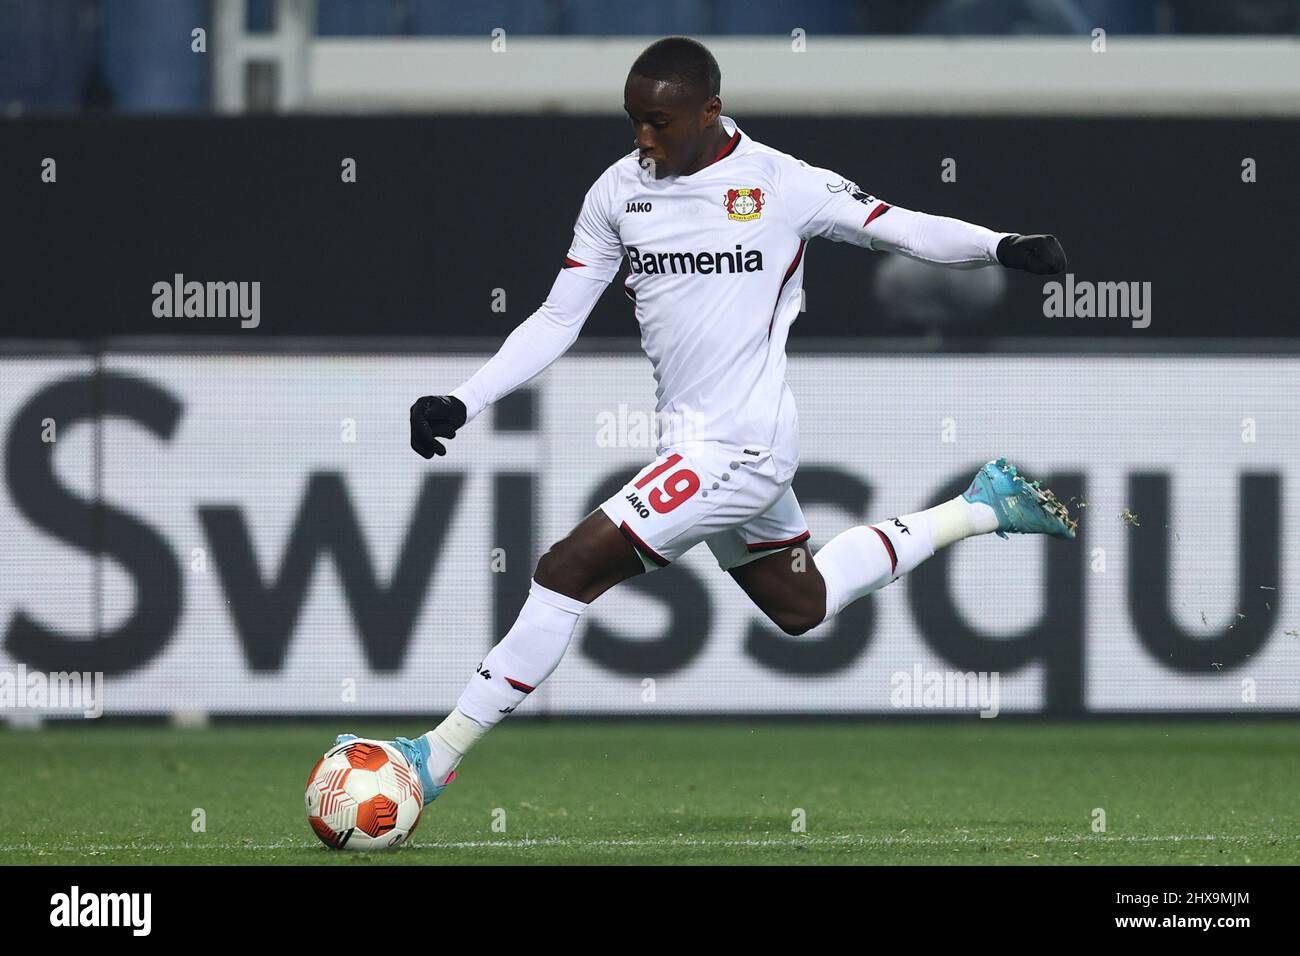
453,578,588,727
930,494,999,548
421,708,484,784
814,496,997,622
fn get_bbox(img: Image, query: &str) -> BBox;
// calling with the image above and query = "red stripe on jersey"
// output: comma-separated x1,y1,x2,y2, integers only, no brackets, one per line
709,128,742,166
506,677,535,694
870,525,898,573
619,521,670,567
563,256,586,268
768,240,807,340
862,203,891,228
745,530,811,553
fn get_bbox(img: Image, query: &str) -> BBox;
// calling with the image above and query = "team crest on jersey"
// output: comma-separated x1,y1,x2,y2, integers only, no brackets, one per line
724,187,763,221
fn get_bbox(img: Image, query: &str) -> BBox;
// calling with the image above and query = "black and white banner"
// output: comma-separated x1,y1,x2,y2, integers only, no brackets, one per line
1,353,1295,715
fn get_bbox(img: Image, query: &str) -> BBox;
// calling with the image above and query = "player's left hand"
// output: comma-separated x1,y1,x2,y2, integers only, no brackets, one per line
996,234,1067,275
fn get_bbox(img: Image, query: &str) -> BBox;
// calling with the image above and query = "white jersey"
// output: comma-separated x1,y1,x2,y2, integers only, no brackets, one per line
452,114,1008,484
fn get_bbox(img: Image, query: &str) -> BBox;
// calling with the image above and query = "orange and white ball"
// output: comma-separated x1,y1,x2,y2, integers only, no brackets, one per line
305,739,423,850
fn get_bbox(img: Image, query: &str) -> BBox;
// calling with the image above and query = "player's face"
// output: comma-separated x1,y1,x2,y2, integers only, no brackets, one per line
623,74,722,179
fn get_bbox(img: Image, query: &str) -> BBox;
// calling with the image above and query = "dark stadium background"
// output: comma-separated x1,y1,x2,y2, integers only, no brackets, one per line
3,116,1296,339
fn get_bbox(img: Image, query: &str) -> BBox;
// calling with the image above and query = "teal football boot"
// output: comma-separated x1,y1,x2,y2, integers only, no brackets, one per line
334,733,456,807
963,458,1078,540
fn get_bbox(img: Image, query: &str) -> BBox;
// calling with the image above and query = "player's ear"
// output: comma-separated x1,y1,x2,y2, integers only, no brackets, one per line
702,94,721,125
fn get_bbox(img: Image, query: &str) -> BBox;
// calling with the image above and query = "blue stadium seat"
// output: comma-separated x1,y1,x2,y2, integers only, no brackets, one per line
916,0,1093,35
712,0,863,35
314,0,406,36
246,0,273,32
562,0,706,36
98,0,207,111
406,0,555,35
1075,0,1158,33
0,0,97,111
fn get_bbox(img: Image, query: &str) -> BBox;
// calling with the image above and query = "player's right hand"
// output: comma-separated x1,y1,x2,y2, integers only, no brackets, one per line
410,395,467,458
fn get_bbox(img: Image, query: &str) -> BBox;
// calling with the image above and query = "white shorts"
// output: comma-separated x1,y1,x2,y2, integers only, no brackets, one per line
598,441,811,572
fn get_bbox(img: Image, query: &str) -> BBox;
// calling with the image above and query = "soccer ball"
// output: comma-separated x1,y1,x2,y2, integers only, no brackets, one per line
304,738,423,850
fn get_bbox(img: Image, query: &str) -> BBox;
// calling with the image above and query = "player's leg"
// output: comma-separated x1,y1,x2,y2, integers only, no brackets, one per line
726,545,827,637
396,510,645,801
708,482,831,636
728,507,940,635
444,508,644,730
351,447,723,805
705,469,824,635
726,458,1077,634
532,508,649,603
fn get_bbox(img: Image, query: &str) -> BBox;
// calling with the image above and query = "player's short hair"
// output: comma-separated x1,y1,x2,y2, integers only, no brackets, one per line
629,36,721,101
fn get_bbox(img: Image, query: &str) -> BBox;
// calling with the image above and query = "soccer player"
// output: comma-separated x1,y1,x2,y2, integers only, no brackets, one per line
340,36,1075,804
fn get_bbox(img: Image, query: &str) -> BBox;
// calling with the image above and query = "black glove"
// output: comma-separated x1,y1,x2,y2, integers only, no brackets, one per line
996,234,1067,275
410,395,467,459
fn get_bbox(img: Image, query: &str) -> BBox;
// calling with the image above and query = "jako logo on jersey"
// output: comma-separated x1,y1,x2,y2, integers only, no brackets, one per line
626,245,764,275
724,187,763,221
626,200,652,213
624,491,651,519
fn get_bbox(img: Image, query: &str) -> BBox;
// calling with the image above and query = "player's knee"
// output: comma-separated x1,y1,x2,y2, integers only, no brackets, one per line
775,606,822,637
534,539,596,596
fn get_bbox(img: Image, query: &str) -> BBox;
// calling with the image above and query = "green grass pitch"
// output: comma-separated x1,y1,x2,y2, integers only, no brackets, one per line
2,721,1297,865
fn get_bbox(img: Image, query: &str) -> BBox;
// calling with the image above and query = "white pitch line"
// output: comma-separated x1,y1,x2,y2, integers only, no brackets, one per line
0,833,1292,854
